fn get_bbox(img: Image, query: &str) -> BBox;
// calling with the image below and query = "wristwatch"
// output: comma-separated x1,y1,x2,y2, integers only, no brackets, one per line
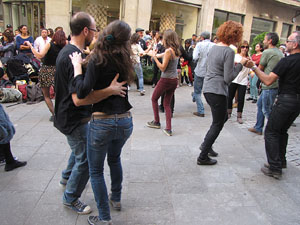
251,65,258,71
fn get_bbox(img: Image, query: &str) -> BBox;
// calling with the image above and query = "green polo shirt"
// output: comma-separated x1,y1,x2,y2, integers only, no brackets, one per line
259,47,283,90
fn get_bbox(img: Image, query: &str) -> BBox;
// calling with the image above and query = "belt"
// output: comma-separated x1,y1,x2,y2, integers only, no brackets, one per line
279,94,300,100
92,111,131,120
81,117,91,124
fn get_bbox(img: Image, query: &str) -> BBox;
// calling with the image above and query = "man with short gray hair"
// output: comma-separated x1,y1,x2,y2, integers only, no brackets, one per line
250,31,300,179
192,31,214,117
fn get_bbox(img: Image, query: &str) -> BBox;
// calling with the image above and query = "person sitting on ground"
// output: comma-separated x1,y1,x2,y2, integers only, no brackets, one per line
0,67,27,172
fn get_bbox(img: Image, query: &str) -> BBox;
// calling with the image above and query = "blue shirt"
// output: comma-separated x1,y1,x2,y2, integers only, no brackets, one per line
16,36,34,54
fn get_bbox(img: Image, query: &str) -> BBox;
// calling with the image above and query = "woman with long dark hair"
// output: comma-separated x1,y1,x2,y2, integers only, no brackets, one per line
197,21,249,165
70,20,134,225
146,29,180,136
25,30,67,120
16,25,34,57
247,43,263,103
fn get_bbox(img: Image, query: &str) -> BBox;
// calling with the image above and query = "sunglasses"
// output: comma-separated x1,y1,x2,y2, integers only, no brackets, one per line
241,46,249,49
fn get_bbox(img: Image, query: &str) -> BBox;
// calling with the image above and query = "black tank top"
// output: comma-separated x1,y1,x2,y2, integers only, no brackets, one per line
43,42,62,66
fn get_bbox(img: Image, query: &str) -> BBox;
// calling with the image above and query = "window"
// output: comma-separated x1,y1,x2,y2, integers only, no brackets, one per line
72,0,120,30
297,26,300,31
212,10,244,38
150,0,199,40
281,23,292,43
250,18,275,43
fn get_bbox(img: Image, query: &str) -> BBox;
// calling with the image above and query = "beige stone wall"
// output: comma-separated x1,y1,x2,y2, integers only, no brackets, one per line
123,0,152,33
45,0,71,35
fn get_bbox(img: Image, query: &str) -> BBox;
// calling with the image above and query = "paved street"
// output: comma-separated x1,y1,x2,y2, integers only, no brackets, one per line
1,84,300,225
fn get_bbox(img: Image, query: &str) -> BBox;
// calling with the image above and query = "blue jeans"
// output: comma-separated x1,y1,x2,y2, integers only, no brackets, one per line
193,76,204,114
254,88,278,133
88,116,133,221
63,123,90,204
133,63,144,91
249,74,258,100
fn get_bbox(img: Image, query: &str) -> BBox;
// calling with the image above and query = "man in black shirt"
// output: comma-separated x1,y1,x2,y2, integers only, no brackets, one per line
54,12,127,214
250,31,300,179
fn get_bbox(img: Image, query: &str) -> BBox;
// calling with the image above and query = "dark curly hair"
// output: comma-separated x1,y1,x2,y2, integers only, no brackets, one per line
85,20,134,83
2,30,14,43
216,20,243,46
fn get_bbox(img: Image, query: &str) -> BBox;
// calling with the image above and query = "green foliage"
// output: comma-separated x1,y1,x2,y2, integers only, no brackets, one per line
141,65,160,84
250,32,267,55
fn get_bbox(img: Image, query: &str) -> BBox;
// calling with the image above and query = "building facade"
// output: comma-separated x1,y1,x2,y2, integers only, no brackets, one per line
1,0,300,43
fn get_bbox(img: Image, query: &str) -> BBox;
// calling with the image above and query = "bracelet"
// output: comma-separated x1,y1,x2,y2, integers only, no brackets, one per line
251,65,258,71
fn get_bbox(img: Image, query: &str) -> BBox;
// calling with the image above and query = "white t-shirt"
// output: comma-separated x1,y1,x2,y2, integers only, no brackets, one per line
232,54,251,86
34,36,51,52
131,43,144,64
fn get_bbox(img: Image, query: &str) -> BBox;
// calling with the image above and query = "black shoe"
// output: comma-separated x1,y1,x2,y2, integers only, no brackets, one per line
261,167,282,179
208,149,218,157
246,97,253,101
5,160,27,171
197,156,217,165
264,162,287,169
252,99,257,103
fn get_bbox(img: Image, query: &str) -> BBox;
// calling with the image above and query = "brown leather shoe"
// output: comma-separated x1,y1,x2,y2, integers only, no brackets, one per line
193,112,205,117
248,127,262,135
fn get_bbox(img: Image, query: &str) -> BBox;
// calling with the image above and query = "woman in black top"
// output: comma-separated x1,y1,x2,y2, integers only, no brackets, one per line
70,20,134,224
25,30,66,120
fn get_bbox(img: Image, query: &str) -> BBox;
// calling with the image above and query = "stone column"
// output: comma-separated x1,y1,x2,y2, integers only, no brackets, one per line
45,0,71,35
123,0,152,32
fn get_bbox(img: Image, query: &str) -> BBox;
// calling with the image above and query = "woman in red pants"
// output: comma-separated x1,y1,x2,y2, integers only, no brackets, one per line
146,29,180,136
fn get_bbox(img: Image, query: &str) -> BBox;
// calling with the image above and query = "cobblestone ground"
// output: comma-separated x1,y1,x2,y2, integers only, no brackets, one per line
230,95,300,168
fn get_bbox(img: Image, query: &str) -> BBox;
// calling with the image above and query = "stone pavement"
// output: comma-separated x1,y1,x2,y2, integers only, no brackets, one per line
1,84,300,225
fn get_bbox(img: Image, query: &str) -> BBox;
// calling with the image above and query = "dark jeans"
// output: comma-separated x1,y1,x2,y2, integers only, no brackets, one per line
152,59,162,85
152,77,177,130
200,93,228,158
228,83,247,113
0,142,14,164
265,95,300,172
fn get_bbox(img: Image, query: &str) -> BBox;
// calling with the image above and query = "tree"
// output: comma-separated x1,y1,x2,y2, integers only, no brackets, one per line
250,32,281,55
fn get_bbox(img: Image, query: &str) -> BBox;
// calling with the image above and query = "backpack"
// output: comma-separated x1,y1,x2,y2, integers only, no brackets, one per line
26,83,44,103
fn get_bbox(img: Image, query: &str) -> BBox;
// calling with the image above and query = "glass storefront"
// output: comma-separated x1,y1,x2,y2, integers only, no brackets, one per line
150,0,200,41
2,0,45,38
280,23,292,43
212,10,244,38
72,0,120,30
250,17,275,43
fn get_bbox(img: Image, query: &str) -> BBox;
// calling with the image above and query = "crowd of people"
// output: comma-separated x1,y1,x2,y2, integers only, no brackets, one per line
0,11,300,225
